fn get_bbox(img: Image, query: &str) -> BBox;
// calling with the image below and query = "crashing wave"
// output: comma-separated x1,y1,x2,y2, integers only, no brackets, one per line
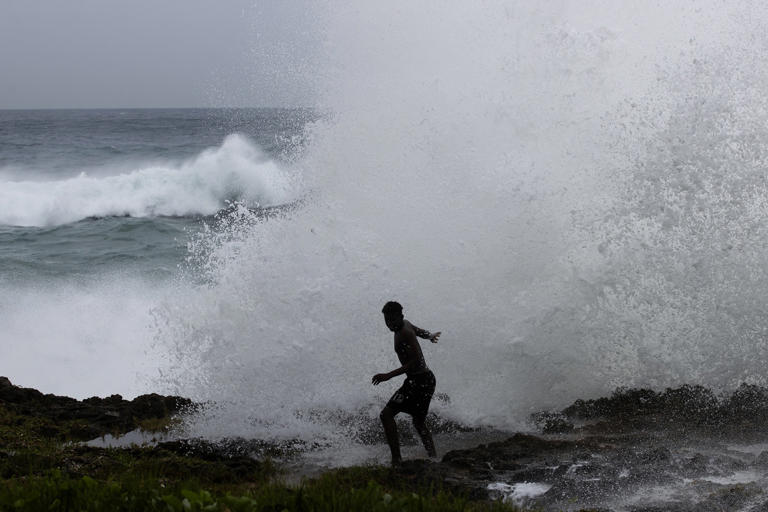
0,134,297,227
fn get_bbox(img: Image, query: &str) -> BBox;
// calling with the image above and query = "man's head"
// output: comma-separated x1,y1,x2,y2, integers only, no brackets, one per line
382,301,404,332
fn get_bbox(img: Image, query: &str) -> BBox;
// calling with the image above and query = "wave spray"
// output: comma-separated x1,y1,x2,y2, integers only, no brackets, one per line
155,2,768,444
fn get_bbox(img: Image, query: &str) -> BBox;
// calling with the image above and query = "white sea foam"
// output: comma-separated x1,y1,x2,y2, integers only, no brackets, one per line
152,1,768,445
0,277,172,399
0,134,296,227
487,482,552,505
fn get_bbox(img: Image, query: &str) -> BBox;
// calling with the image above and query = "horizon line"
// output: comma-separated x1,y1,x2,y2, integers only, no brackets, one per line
0,105,318,111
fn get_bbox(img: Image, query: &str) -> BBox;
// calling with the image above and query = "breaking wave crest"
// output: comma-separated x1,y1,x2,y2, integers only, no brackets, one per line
0,134,295,227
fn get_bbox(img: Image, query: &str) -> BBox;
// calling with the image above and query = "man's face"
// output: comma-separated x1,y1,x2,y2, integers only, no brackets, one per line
384,313,403,332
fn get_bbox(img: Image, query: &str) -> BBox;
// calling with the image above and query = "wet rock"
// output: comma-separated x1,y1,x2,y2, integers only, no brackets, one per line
628,506,691,512
726,384,768,419
532,411,575,434
159,437,311,460
710,454,748,473
636,447,672,464
755,451,768,467
507,465,556,482
559,384,768,437
384,459,489,499
0,377,192,440
682,453,709,476
546,477,622,506
442,433,580,472
698,483,762,511
377,384,768,509
563,387,664,420
661,385,719,418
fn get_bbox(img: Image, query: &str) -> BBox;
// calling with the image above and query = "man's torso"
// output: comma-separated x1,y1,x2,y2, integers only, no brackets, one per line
394,320,429,376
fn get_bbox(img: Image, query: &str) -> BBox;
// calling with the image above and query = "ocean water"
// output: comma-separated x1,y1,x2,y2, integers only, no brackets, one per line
0,108,314,398
6,2,768,457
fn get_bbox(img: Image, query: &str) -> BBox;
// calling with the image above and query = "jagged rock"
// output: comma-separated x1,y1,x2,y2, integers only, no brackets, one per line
557,384,768,438
755,451,768,467
636,447,672,464
158,437,312,460
532,411,575,434
698,483,762,511
682,453,708,476
0,380,193,440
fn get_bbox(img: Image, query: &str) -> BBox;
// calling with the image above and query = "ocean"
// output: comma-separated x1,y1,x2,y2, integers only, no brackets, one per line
0,108,315,399
0,108,313,277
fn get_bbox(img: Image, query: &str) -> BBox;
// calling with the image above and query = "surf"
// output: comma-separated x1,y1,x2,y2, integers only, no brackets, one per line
0,134,296,227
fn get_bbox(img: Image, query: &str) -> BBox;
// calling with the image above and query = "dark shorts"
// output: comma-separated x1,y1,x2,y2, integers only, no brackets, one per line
386,370,436,418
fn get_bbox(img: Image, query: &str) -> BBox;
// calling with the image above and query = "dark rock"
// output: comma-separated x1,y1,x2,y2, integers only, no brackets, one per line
698,483,761,511
661,385,719,418
563,387,663,420
158,437,312,460
532,411,575,434
756,451,768,467
628,506,690,512
681,453,708,475
636,447,671,464
442,433,578,471
394,459,488,500
726,384,768,417
0,381,193,440
559,383,768,437
68,424,103,440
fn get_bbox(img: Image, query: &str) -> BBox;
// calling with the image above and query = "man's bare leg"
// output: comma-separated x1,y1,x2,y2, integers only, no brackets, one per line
412,415,437,458
380,406,402,465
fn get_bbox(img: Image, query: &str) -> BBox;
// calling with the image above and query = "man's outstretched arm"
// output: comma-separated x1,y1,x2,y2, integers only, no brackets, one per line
412,324,441,343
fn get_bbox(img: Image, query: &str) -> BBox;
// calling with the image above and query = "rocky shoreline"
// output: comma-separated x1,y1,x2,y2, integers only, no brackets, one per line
0,376,192,441
6,378,768,511
449,384,768,510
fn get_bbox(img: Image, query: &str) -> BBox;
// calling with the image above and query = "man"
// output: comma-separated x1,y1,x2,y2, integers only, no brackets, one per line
372,301,441,466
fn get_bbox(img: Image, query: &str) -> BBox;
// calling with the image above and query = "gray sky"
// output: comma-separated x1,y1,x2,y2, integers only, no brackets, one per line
0,0,320,108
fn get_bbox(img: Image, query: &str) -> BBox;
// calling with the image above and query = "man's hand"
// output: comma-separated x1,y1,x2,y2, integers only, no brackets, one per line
372,373,390,385
429,331,441,343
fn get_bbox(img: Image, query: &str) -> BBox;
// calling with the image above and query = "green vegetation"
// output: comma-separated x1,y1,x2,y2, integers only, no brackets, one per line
1,470,520,512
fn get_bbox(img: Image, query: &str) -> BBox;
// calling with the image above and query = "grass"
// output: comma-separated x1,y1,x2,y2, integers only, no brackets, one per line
1,470,523,512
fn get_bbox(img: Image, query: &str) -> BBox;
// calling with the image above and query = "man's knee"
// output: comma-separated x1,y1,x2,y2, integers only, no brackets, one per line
380,406,396,421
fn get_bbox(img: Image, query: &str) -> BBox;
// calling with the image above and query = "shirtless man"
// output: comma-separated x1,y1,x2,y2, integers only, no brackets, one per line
372,301,441,465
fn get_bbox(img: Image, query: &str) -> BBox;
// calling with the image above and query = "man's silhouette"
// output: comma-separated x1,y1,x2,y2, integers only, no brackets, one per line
372,301,441,465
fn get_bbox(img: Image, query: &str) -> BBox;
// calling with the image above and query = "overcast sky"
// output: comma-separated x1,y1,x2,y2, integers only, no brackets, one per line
0,1,321,108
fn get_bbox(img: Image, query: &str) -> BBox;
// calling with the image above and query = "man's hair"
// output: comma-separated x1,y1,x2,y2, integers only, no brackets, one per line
382,301,403,316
